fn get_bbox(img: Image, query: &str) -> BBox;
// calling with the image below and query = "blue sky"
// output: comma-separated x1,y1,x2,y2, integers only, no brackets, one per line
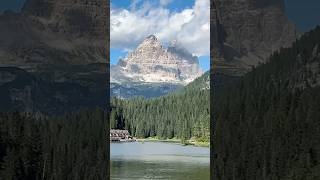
111,0,194,12
110,48,126,65
111,0,210,71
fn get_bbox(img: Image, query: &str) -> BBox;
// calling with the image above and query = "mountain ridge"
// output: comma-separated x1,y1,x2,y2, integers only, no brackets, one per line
110,35,204,98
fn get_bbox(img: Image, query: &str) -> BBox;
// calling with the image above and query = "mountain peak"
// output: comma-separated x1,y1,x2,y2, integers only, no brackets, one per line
137,35,163,52
146,35,157,40
140,35,161,46
111,36,203,85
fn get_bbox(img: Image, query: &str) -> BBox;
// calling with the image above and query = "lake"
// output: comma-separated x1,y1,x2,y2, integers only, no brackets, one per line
110,141,210,180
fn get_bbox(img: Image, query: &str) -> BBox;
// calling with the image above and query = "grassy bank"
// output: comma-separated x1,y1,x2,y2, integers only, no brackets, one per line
136,136,210,147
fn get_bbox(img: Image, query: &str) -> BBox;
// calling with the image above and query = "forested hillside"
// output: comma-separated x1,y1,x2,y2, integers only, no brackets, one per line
212,26,320,179
0,109,108,179
110,72,210,143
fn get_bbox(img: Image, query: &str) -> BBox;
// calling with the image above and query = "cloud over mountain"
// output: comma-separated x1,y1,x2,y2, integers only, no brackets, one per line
111,0,209,56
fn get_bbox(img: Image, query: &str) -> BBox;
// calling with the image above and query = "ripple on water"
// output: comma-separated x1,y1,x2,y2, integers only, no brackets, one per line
110,142,210,180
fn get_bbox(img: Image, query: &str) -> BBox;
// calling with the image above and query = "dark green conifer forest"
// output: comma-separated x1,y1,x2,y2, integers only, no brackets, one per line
110,72,210,143
212,26,320,179
0,109,108,179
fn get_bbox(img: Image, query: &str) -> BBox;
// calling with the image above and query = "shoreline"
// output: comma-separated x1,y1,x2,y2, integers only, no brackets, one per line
135,137,210,147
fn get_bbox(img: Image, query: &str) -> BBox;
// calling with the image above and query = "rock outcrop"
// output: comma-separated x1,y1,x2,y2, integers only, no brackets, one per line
212,0,297,75
0,0,108,70
22,0,107,37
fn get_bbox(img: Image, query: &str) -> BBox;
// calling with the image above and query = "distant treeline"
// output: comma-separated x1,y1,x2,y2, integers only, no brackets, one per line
212,26,320,179
0,109,108,179
110,72,210,142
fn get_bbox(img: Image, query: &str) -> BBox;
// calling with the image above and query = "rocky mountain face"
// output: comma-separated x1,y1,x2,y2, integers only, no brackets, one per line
0,0,108,70
22,0,107,37
0,0,108,114
111,35,203,98
112,35,203,84
212,0,297,75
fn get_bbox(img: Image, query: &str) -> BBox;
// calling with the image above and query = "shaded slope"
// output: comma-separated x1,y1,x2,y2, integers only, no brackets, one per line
212,26,320,180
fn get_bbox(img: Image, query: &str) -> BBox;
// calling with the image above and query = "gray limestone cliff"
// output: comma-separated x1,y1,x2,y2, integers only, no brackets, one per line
0,0,108,70
111,35,203,85
212,0,297,75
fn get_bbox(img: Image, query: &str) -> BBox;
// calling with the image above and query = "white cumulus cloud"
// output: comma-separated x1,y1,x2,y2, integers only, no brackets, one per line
111,0,210,56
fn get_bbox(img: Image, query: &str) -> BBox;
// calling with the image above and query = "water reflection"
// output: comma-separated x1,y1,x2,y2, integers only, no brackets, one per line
110,142,210,180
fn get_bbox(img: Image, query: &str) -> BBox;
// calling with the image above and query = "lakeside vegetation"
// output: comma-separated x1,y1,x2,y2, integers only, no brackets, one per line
136,136,210,147
110,72,210,146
